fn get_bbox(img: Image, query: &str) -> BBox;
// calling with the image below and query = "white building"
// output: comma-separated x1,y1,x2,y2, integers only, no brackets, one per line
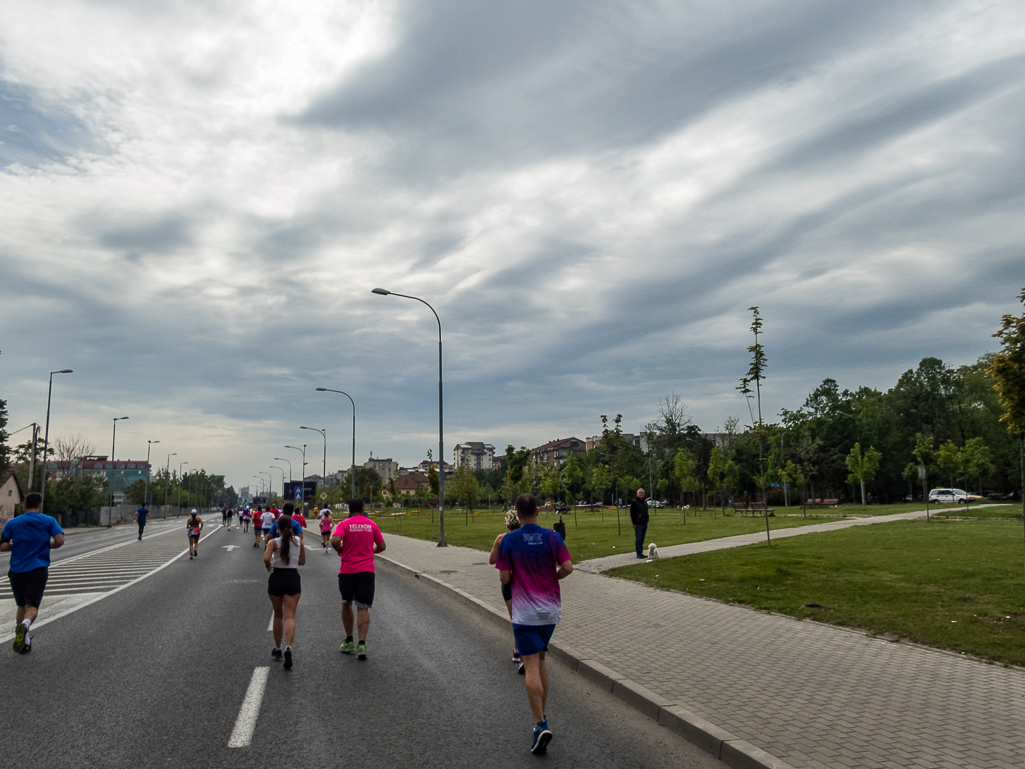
453,442,496,471
364,457,398,483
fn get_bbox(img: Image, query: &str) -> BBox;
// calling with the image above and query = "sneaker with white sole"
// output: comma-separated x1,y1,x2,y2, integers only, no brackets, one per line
357,641,367,660
339,640,355,654
530,720,552,754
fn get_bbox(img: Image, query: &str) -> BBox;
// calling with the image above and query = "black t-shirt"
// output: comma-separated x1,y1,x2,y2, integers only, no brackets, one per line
629,497,649,525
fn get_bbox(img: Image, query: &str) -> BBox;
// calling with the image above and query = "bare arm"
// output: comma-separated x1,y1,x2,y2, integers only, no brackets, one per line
298,540,306,566
0,541,10,552
374,538,386,554
263,538,276,567
330,534,343,554
499,568,512,585
557,559,573,580
488,533,504,565
52,533,65,549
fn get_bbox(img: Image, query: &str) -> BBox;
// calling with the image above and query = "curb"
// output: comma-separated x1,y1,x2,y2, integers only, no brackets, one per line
378,553,796,769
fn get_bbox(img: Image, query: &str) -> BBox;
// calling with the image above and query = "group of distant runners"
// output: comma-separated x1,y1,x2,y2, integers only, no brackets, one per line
4,489,573,755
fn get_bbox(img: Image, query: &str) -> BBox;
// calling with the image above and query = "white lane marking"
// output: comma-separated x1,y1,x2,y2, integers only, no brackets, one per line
0,526,223,643
268,612,274,632
228,667,270,748
49,524,181,568
223,545,240,552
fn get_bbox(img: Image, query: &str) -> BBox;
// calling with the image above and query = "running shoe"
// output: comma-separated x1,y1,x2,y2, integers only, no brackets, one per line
356,642,367,660
283,648,293,670
339,640,356,654
271,647,283,661
530,720,552,754
512,650,521,663
13,623,27,654
518,661,525,675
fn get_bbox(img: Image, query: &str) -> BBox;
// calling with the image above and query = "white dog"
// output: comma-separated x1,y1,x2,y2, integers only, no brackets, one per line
647,542,660,561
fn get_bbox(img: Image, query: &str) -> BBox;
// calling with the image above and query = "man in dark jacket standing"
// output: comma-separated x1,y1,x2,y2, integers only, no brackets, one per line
629,488,649,559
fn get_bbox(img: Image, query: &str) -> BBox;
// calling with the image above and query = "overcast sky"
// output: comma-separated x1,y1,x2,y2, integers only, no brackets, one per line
2,0,1024,495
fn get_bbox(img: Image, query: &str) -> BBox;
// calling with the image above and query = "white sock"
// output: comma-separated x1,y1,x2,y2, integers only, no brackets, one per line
21,618,32,629
285,645,291,652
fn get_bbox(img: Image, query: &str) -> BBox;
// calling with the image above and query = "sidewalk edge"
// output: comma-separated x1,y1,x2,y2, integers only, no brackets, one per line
377,553,797,769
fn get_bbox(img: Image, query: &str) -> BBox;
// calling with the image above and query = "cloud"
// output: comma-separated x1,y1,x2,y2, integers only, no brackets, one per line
1,0,1024,491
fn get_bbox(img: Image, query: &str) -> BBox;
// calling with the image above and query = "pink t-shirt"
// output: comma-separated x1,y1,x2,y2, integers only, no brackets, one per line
333,515,384,574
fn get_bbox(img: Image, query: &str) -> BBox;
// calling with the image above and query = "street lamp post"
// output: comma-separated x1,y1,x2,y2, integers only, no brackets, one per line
274,457,293,485
39,369,73,518
144,440,160,508
271,466,287,497
258,471,273,499
178,461,189,509
316,388,357,500
372,288,446,546
109,416,130,522
164,453,177,511
285,444,307,514
300,426,327,497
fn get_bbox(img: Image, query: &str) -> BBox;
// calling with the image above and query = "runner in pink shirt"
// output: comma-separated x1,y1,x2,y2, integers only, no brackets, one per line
330,498,385,660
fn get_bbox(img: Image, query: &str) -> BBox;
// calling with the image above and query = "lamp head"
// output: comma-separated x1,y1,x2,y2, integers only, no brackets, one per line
300,426,309,430
371,288,391,296
316,387,327,391
59,369,73,374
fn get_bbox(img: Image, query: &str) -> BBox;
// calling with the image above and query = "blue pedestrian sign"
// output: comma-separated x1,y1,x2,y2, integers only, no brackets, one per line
294,486,303,500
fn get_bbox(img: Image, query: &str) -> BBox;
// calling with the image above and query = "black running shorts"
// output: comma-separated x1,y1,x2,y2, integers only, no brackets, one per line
8,567,49,608
268,569,302,597
338,572,375,608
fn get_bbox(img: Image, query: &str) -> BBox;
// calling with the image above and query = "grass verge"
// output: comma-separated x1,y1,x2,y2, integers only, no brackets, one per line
609,518,1025,667
373,507,830,563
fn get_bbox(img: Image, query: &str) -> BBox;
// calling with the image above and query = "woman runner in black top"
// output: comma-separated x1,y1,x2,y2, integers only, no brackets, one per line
187,510,203,559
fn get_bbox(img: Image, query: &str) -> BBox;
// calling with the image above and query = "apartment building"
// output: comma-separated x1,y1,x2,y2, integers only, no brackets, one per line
531,438,586,467
453,442,496,471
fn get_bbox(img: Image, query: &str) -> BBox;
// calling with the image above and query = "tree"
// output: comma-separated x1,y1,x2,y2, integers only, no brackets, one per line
0,399,9,476
591,465,611,506
539,464,565,508
707,446,726,509
845,442,882,507
53,434,95,475
449,466,479,522
936,441,963,488
738,306,768,502
673,448,699,509
961,437,993,498
990,288,1025,522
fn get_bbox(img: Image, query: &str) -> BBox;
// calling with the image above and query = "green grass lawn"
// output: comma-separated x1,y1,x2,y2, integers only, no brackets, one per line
778,501,1017,518
373,507,835,563
609,518,1025,667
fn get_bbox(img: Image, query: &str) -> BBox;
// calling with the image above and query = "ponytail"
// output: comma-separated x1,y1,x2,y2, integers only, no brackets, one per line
278,516,293,565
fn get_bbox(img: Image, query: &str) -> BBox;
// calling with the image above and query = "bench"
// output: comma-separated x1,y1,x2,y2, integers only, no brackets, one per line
731,498,750,514
804,498,839,508
748,502,774,515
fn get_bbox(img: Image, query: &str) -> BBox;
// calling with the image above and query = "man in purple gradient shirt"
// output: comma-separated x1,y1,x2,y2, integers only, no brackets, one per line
497,493,574,755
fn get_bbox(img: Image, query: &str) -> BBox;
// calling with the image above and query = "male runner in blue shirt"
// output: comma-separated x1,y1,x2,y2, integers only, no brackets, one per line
0,492,65,653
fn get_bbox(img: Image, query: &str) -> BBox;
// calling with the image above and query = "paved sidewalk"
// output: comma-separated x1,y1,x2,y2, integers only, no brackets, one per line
379,527,1025,769
579,505,990,572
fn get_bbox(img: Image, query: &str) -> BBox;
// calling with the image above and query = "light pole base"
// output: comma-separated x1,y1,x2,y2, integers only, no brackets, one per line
436,540,448,547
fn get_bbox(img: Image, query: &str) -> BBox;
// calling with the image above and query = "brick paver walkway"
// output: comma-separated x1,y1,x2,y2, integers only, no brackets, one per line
380,519,1025,769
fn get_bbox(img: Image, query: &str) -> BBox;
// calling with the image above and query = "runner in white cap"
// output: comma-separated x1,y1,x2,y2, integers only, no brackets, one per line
186,509,203,559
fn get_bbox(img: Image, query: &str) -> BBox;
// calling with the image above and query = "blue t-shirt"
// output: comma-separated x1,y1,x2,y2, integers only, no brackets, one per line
2,513,64,573
137,507,149,522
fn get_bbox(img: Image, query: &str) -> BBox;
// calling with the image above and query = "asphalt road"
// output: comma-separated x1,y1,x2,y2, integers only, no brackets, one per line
0,523,725,768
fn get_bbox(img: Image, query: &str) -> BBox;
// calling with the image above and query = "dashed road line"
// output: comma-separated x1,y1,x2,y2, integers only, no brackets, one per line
228,667,270,748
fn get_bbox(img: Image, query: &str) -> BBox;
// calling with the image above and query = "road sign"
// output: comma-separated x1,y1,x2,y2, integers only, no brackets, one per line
294,486,303,500
320,492,327,500
918,466,927,480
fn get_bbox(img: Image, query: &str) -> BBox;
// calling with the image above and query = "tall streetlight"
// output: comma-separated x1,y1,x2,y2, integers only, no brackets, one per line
271,465,287,496
144,440,160,507
258,471,273,499
253,476,263,498
300,426,327,492
164,452,177,508
285,444,307,514
316,388,357,500
178,461,189,509
109,416,129,514
39,369,73,517
274,456,293,487
372,288,446,546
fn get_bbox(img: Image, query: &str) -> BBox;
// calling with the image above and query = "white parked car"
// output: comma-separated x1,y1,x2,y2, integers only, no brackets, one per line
928,488,982,504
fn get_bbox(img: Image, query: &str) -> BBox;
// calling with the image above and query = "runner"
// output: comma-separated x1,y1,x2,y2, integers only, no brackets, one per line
225,507,234,530
186,509,203,558
264,514,305,670
240,508,250,533
267,502,304,541
496,493,573,755
252,506,264,547
135,503,149,541
489,509,522,669
330,498,385,660
319,508,333,551
1,492,65,653
260,507,276,546
221,507,229,528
